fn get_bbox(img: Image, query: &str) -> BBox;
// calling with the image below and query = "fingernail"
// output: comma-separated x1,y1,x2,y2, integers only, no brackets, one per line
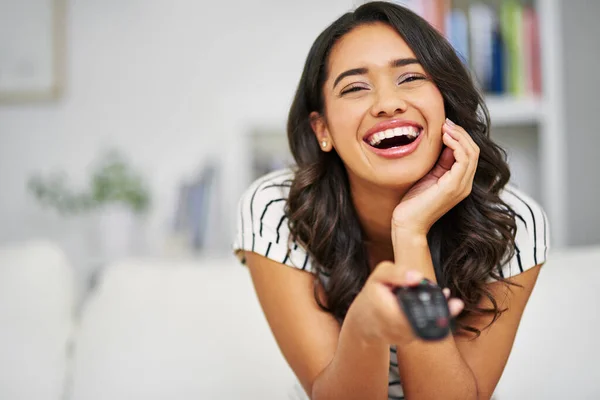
443,131,455,141
445,118,456,127
405,270,422,281
450,299,464,314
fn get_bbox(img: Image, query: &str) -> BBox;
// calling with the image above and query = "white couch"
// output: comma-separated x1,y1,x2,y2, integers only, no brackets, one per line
1,240,599,400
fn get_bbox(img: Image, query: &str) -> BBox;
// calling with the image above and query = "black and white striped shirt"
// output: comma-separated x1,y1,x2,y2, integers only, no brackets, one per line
233,168,550,399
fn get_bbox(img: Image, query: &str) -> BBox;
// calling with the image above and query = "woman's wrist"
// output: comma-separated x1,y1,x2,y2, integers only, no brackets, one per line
344,298,388,347
392,225,437,282
345,291,417,349
392,226,429,259
392,226,429,246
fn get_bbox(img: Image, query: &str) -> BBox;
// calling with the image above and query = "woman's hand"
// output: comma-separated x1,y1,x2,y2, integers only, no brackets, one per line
347,261,464,347
392,119,480,237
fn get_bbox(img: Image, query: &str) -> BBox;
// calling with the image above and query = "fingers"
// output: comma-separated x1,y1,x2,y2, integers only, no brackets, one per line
372,263,464,323
444,119,480,158
448,298,464,317
443,120,480,177
372,262,425,287
442,122,472,173
443,287,464,317
439,133,469,190
441,132,468,169
441,119,479,193
404,269,424,285
429,146,455,179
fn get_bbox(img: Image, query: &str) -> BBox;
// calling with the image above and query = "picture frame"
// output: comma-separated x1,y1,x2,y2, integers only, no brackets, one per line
248,128,294,181
0,0,66,103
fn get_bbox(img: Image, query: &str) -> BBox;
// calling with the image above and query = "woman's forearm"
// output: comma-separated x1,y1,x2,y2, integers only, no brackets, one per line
312,229,480,400
396,336,478,399
311,306,390,400
393,230,479,399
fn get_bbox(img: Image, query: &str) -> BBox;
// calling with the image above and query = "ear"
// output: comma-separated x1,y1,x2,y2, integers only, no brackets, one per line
309,111,333,152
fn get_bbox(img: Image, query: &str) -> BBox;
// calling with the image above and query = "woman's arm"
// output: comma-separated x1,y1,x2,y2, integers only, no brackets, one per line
245,251,390,400
454,264,541,399
311,304,392,400
393,229,542,400
393,230,479,400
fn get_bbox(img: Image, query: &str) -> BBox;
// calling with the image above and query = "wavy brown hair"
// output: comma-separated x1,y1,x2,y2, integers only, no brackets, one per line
285,1,518,337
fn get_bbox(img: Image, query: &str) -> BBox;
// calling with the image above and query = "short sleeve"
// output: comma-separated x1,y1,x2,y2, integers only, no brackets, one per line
490,186,550,282
232,169,317,274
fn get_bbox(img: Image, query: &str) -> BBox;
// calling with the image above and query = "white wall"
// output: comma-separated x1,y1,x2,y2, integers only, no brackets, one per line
561,0,600,246
491,125,540,200
3,0,595,277
0,0,353,267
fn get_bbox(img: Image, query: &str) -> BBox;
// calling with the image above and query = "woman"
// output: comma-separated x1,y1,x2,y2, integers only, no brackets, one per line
234,2,549,399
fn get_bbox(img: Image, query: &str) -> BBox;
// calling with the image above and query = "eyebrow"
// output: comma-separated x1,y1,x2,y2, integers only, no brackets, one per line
332,58,420,89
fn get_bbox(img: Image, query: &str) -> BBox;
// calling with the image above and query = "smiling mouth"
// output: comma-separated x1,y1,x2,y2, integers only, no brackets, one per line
365,126,422,149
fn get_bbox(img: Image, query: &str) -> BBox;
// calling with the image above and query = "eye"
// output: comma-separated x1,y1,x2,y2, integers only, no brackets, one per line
399,74,426,85
340,84,368,96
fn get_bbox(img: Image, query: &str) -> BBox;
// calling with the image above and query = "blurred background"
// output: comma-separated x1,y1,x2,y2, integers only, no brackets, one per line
0,0,599,399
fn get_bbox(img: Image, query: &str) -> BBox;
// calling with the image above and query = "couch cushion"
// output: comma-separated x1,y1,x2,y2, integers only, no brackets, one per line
494,246,600,399
68,257,300,400
0,240,74,400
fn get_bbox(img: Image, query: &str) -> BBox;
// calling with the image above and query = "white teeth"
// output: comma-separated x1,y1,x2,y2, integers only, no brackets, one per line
368,126,420,146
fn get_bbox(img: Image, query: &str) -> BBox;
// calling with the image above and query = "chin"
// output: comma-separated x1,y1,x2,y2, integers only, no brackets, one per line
368,164,427,189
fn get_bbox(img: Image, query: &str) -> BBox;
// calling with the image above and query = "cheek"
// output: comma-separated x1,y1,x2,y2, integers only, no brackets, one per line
414,87,446,126
327,100,364,142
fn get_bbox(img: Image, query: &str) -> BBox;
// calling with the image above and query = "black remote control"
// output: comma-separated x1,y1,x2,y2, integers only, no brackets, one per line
393,278,451,341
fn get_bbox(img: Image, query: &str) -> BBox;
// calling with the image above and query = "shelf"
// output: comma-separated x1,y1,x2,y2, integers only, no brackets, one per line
485,95,543,126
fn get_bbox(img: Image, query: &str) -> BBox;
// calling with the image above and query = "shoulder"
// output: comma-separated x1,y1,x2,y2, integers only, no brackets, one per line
495,185,550,280
237,168,295,219
233,168,316,273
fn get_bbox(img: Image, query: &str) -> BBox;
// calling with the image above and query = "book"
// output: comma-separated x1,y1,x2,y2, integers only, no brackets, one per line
469,2,495,91
490,24,506,94
447,8,469,65
523,5,542,95
501,0,526,96
423,0,450,35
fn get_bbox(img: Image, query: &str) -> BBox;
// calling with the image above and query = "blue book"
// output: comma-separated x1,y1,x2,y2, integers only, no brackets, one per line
490,25,505,94
469,3,495,92
447,9,469,65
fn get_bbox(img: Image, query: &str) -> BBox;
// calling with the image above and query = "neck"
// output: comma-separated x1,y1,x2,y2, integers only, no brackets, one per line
348,174,412,268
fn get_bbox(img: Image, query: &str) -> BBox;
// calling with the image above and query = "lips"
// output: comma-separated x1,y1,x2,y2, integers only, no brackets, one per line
367,126,421,148
362,119,424,159
363,119,423,143
365,132,423,159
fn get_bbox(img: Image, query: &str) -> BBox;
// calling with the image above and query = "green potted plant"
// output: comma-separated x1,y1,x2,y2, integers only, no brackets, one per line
28,148,150,216
28,148,151,263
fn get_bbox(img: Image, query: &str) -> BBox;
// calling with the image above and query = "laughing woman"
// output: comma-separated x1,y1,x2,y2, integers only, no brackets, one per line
233,2,549,399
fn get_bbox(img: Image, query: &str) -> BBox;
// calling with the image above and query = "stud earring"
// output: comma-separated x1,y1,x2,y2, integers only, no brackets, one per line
321,140,327,148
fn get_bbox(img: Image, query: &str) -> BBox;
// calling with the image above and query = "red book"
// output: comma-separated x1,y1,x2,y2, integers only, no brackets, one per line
422,0,450,36
523,6,542,95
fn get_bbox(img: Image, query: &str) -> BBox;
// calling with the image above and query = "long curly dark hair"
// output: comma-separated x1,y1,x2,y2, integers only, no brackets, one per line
285,1,518,337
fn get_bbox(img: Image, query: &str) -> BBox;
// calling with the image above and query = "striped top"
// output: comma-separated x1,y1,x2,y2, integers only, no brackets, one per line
233,168,550,399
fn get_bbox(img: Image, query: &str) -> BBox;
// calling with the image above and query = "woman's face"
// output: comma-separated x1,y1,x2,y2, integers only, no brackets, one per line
314,22,446,189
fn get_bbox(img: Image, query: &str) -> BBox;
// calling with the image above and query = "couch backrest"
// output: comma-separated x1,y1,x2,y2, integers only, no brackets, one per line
68,248,600,400
0,240,74,400
68,257,300,400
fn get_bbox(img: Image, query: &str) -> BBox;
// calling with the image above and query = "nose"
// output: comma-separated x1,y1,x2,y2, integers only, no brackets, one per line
370,86,408,118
